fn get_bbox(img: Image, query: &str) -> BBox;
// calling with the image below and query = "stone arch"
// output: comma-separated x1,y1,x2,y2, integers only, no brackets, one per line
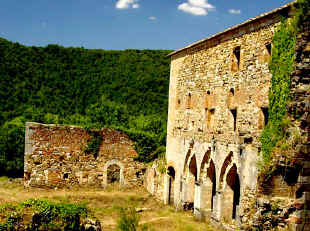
183,153,197,210
222,164,240,223
219,151,234,189
167,166,176,205
200,157,216,215
103,160,124,186
199,149,211,181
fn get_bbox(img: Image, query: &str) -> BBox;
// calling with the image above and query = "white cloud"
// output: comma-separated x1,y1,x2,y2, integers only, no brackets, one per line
178,0,215,16
228,9,241,14
148,16,157,20
116,0,139,9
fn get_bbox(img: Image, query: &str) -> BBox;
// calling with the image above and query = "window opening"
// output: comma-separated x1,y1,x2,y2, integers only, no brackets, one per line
230,109,237,131
233,46,241,69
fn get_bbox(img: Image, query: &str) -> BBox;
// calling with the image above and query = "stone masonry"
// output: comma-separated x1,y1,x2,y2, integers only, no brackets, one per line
24,122,146,188
164,2,305,229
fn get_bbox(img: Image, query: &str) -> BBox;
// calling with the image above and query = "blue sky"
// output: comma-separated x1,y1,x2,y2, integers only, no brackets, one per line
0,0,292,50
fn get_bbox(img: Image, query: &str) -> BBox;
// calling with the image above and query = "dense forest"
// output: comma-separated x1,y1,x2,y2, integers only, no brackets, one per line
0,37,172,177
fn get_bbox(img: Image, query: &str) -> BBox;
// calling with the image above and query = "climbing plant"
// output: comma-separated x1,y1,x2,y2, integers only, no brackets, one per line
83,130,103,159
260,0,310,164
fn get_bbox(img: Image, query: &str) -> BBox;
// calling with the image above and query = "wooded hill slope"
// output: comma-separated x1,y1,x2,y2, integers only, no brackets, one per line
0,37,172,177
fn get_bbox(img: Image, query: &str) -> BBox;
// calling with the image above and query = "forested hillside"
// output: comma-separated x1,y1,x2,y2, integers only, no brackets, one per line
0,37,172,177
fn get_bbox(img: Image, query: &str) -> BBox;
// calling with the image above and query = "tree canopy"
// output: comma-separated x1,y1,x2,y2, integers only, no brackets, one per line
0,38,172,177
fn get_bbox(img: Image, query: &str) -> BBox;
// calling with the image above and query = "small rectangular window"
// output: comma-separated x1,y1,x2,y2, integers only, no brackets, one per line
266,43,272,56
186,93,192,109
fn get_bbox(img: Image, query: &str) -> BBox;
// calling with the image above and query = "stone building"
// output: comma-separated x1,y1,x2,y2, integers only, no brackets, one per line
24,122,145,188
164,1,305,228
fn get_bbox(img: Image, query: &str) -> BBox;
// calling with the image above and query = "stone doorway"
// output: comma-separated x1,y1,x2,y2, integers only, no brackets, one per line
107,164,121,184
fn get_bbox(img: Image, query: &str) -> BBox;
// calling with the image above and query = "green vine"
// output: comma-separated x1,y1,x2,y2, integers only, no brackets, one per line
83,129,103,159
259,0,309,164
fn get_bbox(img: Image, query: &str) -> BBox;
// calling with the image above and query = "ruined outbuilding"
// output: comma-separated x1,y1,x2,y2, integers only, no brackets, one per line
24,122,145,188
163,2,309,230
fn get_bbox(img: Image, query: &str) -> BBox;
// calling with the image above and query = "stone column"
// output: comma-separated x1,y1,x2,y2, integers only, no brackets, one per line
194,182,203,220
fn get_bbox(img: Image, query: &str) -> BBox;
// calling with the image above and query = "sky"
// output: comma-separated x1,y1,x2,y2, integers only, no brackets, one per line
0,0,293,50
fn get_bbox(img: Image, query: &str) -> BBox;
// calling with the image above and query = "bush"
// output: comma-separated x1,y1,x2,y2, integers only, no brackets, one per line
117,207,139,231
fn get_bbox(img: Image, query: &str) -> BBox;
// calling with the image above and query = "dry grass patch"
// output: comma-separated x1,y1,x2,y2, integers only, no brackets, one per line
0,179,222,231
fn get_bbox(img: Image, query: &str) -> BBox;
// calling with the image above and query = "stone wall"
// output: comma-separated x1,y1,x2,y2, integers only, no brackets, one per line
24,122,146,188
240,17,310,231
144,161,166,201
165,3,294,229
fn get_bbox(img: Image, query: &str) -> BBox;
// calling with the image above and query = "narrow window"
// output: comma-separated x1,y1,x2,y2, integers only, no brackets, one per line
206,108,215,130
205,90,211,109
176,98,181,109
230,109,237,131
266,43,272,56
261,107,269,126
230,88,234,96
231,46,241,72
186,93,192,109
228,88,235,109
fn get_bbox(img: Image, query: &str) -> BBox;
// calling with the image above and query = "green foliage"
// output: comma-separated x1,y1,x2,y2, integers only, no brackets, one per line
0,38,172,176
117,207,139,231
83,130,103,159
0,199,89,231
259,0,309,164
0,117,25,177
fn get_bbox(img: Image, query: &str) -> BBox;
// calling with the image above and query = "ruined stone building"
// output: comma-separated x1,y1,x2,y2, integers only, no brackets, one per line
24,122,145,188
163,1,309,229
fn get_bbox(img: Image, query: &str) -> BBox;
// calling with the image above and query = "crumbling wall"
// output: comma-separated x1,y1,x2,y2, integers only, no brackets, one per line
240,15,310,231
144,161,165,201
24,122,145,188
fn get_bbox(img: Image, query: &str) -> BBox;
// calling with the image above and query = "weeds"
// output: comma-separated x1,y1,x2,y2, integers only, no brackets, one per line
117,206,139,231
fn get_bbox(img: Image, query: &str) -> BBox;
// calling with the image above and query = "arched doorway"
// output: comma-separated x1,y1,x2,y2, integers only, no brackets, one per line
199,150,216,214
222,164,240,223
167,166,175,205
183,154,197,211
107,164,121,184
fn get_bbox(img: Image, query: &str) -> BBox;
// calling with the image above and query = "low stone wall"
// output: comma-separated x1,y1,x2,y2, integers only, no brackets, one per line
24,122,146,188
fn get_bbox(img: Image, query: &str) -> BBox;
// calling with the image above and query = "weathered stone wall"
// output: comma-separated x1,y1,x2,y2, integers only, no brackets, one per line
290,17,310,230
165,4,294,229
24,122,146,188
239,14,310,231
144,161,165,201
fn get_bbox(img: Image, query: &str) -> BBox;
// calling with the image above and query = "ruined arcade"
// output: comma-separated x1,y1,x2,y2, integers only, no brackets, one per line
164,2,302,226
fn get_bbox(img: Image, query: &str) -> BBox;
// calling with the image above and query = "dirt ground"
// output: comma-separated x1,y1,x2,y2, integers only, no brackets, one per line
0,178,222,231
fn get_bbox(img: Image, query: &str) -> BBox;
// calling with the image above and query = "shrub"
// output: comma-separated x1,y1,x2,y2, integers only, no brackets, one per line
117,207,139,231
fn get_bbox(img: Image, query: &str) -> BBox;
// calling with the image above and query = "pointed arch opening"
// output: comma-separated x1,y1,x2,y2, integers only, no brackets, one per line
167,166,175,205
219,151,233,189
222,164,240,223
183,154,197,211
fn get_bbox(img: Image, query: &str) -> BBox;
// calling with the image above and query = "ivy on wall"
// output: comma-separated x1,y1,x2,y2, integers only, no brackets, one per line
260,0,310,164
83,130,103,159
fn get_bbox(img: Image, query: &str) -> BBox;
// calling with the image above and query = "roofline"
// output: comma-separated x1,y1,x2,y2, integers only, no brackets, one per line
168,1,296,57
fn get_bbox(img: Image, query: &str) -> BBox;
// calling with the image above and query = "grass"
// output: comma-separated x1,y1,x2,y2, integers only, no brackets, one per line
0,178,223,231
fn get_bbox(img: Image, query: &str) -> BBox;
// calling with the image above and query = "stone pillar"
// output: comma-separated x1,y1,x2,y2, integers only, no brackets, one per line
194,182,203,220
174,175,182,210
163,174,169,205
213,191,221,221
